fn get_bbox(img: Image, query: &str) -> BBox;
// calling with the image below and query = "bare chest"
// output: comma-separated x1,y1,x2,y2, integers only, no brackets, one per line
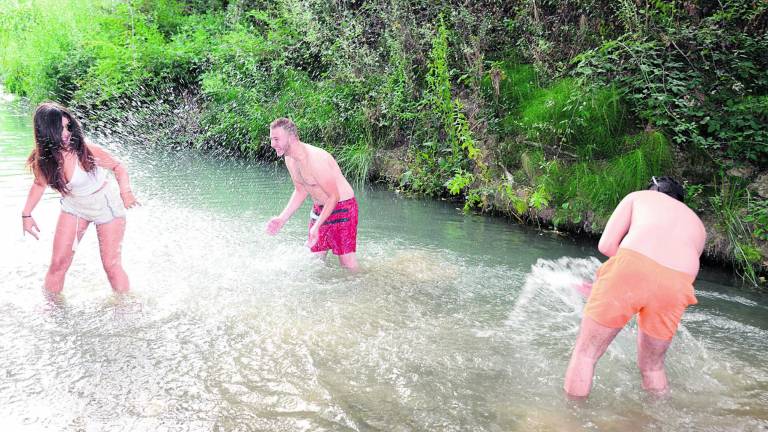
295,163,320,188
62,153,79,183
292,162,330,202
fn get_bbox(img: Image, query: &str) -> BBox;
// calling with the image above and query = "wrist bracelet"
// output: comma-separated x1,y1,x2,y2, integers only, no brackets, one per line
22,214,31,218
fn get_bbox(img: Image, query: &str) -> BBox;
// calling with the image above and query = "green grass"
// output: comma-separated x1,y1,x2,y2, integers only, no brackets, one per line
0,0,213,103
495,72,657,228
506,77,578,139
507,78,628,160
710,180,761,286
201,67,363,158
571,85,628,159
0,0,99,100
546,131,673,224
337,138,374,184
482,62,540,111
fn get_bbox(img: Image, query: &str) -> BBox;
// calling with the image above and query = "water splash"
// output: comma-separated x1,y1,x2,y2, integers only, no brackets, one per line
506,255,601,328
1,90,767,429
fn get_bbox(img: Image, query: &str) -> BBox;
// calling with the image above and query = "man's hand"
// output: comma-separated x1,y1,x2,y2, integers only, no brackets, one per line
306,224,319,248
22,216,40,240
574,281,593,298
120,190,140,209
266,216,286,236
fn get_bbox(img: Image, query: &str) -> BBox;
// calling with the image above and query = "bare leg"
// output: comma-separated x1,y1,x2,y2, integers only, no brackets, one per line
564,316,622,398
45,212,90,293
637,330,672,394
96,217,129,293
338,252,358,271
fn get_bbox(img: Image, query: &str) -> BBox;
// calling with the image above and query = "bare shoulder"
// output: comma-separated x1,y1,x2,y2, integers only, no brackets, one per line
84,140,103,151
85,142,124,171
674,199,707,246
85,141,108,158
306,143,331,158
681,202,706,232
615,190,641,208
638,190,704,227
307,144,338,166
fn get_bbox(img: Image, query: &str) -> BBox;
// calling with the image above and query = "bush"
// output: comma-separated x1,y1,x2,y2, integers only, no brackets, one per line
571,4,768,168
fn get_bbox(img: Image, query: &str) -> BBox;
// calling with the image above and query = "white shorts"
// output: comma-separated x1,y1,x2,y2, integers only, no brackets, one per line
60,183,126,225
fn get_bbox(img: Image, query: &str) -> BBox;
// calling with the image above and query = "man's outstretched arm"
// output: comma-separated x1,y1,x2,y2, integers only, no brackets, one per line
266,168,308,235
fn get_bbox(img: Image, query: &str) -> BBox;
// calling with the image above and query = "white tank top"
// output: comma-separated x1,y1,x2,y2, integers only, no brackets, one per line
66,162,107,196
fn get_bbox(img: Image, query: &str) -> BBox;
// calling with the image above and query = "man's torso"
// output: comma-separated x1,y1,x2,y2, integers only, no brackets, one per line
287,144,354,204
620,191,706,276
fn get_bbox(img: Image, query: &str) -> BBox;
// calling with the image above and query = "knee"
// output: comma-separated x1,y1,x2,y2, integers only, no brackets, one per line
572,336,603,361
637,344,667,372
102,258,124,278
637,333,672,372
570,348,599,368
49,254,73,274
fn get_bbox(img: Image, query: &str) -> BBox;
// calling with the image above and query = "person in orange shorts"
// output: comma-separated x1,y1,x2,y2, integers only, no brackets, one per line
564,176,706,398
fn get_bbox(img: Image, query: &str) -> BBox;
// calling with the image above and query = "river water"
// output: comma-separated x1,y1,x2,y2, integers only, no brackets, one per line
1,92,766,431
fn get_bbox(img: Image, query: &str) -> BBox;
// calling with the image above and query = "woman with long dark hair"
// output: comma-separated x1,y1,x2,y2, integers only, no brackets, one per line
21,102,138,293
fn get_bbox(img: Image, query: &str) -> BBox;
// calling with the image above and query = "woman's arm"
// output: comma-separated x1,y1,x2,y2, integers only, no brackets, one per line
87,143,139,207
21,179,46,239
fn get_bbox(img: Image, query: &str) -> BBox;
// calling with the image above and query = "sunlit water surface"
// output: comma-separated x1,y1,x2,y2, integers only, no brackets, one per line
1,92,766,431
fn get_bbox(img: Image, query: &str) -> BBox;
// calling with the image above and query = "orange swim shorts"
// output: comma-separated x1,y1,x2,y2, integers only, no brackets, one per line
583,248,698,341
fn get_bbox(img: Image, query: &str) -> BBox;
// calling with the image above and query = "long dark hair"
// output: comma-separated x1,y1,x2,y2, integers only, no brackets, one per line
27,102,95,194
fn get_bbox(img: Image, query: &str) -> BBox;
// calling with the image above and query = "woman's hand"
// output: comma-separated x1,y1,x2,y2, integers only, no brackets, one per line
22,215,40,240
120,190,140,208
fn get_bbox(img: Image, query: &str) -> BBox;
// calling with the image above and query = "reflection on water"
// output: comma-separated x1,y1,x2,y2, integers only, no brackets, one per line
0,92,767,430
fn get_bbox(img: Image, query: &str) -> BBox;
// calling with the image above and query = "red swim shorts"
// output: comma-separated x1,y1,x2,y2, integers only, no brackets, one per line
583,248,698,341
308,197,358,255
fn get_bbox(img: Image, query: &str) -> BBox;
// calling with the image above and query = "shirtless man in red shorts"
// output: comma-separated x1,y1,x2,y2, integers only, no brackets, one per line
265,118,359,271
564,176,706,398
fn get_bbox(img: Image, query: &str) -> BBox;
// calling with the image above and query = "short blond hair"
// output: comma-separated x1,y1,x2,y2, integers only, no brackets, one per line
270,117,298,137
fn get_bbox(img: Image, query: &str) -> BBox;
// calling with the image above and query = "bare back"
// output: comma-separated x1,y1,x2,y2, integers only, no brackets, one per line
599,190,706,276
286,144,354,204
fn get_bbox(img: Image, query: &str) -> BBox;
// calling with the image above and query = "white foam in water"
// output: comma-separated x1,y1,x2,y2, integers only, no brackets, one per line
696,290,761,307
506,255,601,327
1,93,767,429
503,257,614,396
501,256,768,430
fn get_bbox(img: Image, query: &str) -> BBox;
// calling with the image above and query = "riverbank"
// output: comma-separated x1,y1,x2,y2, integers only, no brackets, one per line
370,145,766,281
1,0,765,285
